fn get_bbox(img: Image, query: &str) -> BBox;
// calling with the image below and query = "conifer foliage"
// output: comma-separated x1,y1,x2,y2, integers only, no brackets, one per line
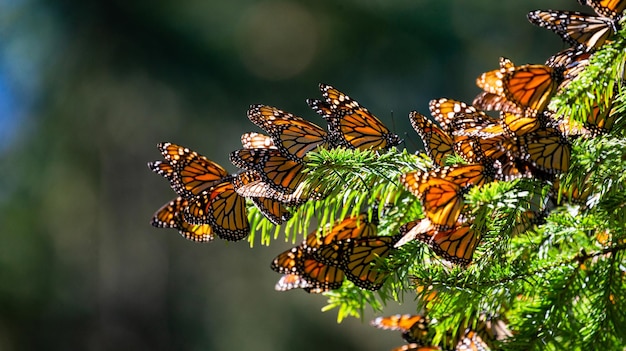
147,1,626,350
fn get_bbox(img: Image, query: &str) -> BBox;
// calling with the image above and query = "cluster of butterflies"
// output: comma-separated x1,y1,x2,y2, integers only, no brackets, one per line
272,210,401,292
371,312,512,351
148,84,405,292
392,0,624,266
147,0,624,349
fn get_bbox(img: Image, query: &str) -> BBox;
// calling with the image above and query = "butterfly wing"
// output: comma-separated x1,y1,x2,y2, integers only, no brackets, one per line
153,142,230,199
417,224,480,266
247,105,329,160
579,0,626,19
271,246,345,292
314,83,401,151
527,10,618,52
340,235,400,290
477,63,560,117
240,132,276,149
151,197,214,242
230,148,306,194
231,171,292,225
184,182,250,241
408,111,455,166
517,129,571,174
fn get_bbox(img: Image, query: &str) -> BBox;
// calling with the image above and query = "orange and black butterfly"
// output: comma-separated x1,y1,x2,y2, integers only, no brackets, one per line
246,104,331,161
579,0,626,19
545,48,592,91
399,219,479,266
476,58,562,117
271,246,345,292
230,148,306,195
428,98,503,138
506,128,571,174
371,314,431,345
427,99,510,166
340,234,400,290
408,111,455,167
231,171,292,225
149,142,231,199
151,197,214,242
148,143,250,241
527,10,621,52
308,83,402,151
403,176,466,231
303,212,379,266
400,164,494,231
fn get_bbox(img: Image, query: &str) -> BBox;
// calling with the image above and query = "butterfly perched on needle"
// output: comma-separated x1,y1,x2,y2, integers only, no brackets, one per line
271,211,398,291
426,99,523,180
475,58,563,118
527,9,622,53
229,148,306,195
271,245,346,292
408,111,455,167
148,142,250,241
308,83,402,151
246,104,331,161
397,218,479,266
400,164,495,231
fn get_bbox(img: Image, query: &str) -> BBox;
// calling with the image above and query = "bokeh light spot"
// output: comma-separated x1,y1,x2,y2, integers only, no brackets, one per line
236,1,319,81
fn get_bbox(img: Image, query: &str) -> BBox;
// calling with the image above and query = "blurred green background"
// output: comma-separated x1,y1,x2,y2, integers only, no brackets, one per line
0,0,584,350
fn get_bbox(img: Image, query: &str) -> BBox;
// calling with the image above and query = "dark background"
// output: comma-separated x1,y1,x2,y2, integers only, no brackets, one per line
0,0,584,350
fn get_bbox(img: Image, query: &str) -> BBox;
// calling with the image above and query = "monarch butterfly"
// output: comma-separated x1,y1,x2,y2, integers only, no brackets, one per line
401,165,493,230
500,111,547,137
427,99,510,165
545,48,592,91
428,164,496,188
183,181,250,241
527,10,620,52
303,212,379,266
231,171,292,225
401,175,466,231
509,128,571,174
476,59,561,117
340,235,400,290
428,98,491,134
579,0,626,19
230,148,306,195
308,83,402,151
246,104,331,161
370,314,431,345
274,273,324,293
270,246,345,292
151,197,214,242
399,219,479,266
472,92,524,116
232,172,313,206
408,111,455,167
149,142,231,199
240,131,276,149
149,143,250,241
